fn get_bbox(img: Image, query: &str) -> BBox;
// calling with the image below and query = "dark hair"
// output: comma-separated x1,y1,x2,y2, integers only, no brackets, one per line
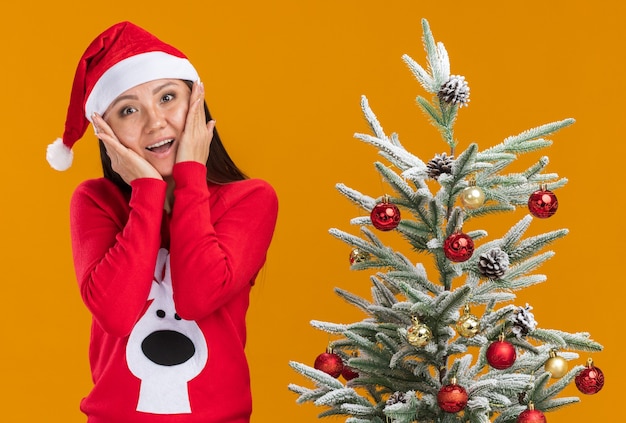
99,86,247,192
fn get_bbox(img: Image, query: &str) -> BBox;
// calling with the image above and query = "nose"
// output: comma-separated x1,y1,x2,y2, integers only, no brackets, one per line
141,330,196,366
144,105,166,133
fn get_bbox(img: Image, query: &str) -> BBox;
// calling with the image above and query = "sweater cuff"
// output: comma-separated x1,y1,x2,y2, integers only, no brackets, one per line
172,161,209,190
129,178,167,208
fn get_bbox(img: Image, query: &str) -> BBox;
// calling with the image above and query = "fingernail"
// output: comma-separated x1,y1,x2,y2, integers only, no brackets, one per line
91,114,98,134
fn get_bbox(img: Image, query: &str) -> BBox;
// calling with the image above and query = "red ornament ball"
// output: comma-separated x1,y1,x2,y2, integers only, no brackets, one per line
516,408,547,423
528,188,558,218
486,339,516,370
370,200,401,231
314,351,344,378
575,360,605,395
437,380,468,413
443,232,474,262
341,364,359,381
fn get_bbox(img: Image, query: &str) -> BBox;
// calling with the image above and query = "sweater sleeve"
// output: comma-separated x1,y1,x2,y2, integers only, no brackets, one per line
168,162,278,321
70,178,167,337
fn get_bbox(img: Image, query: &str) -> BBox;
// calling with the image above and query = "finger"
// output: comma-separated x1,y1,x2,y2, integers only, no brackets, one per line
97,134,123,166
93,113,127,151
192,79,205,104
206,119,216,134
92,113,114,137
92,114,119,145
94,126,122,156
186,81,206,128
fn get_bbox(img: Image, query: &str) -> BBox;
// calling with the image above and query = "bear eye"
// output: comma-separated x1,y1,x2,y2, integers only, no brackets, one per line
174,313,182,321
156,310,166,318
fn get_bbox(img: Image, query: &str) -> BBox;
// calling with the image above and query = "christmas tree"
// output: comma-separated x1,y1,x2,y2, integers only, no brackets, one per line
288,19,604,423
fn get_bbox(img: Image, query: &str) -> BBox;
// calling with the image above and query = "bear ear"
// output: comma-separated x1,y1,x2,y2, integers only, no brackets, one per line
153,248,169,282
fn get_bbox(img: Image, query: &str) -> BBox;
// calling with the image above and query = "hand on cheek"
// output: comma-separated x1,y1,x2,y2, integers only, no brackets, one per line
176,80,215,164
92,113,163,183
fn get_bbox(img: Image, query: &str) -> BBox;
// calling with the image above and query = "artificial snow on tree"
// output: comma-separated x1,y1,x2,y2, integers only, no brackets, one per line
289,18,603,423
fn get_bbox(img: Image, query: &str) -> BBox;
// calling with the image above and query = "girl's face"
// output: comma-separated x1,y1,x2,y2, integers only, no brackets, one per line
103,79,191,179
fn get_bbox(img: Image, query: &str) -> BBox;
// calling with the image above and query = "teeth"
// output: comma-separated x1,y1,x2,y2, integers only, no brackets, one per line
146,139,173,150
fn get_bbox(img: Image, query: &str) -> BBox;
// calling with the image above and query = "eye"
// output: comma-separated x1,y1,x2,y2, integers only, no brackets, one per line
120,106,137,116
161,93,175,103
156,310,166,318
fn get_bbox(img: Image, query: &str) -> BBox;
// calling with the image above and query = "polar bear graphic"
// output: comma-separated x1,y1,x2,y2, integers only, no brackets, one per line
126,248,208,414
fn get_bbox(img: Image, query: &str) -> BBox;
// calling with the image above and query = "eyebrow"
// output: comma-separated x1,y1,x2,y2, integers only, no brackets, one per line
107,81,180,110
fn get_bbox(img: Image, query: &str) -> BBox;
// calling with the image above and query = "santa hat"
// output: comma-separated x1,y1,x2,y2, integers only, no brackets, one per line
47,21,199,171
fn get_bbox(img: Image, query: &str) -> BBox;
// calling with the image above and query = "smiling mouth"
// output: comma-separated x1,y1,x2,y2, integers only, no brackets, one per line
146,139,174,153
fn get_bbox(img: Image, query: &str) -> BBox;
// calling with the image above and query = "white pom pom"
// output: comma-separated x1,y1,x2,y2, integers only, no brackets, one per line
46,138,74,171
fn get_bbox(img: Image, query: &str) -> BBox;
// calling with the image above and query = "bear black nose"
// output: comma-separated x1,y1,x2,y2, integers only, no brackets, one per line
141,330,196,366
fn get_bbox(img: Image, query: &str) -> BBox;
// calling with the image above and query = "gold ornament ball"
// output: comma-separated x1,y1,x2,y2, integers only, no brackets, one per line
545,352,568,379
456,312,480,338
460,186,485,209
349,248,370,265
407,321,432,347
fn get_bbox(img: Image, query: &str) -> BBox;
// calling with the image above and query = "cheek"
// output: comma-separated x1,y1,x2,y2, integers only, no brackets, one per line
108,123,143,151
174,107,189,126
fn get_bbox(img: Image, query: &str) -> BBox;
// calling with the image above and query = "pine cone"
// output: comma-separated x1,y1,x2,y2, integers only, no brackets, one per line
426,153,454,179
478,248,509,279
510,304,538,339
386,391,407,406
438,75,470,107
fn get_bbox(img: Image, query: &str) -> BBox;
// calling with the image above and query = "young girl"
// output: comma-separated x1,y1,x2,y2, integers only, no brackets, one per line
48,21,278,423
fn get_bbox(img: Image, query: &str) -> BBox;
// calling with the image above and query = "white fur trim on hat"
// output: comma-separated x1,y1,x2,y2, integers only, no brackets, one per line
47,138,74,171
85,51,198,120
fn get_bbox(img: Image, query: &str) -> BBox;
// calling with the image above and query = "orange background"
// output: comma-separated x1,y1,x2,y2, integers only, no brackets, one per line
0,1,622,422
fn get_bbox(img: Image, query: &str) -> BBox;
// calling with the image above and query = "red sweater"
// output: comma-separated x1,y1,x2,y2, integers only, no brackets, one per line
70,161,278,423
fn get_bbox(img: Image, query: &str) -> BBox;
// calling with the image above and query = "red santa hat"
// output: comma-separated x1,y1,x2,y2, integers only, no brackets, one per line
47,21,199,171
